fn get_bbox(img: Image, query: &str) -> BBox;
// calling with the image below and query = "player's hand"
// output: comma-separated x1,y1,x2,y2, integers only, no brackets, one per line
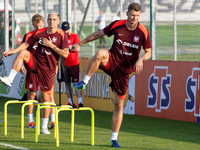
20,66,27,74
72,43,81,51
68,45,72,51
3,51,13,57
41,37,53,48
134,57,143,74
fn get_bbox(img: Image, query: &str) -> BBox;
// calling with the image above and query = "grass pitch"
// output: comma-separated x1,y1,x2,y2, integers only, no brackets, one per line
0,96,200,150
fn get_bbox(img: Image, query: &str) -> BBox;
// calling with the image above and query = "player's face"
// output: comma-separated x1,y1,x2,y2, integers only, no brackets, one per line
126,9,141,25
33,20,45,31
47,14,60,29
65,29,70,34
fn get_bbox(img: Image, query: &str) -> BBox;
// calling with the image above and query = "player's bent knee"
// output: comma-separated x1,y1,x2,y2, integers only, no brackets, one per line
18,49,30,59
96,49,108,60
19,49,29,55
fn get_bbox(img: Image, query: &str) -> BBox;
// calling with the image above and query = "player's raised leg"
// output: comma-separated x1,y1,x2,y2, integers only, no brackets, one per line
0,50,31,87
73,49,109,90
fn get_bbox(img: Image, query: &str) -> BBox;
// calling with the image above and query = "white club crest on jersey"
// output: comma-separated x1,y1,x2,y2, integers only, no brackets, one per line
52,37,58,43
68,40,71,44
133,36,140,42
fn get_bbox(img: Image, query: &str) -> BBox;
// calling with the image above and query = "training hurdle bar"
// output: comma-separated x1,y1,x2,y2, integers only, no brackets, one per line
35,106,95,147
4,100,38,136
21,102,56,139
55,107,95,147
35,105,72,142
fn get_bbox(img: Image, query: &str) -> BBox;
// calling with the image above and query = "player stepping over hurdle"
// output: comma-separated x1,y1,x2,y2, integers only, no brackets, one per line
73,3,152,147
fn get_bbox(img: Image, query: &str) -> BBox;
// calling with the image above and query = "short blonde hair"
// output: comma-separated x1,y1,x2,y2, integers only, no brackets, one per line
128,3,141,12
32,14,44,25
48,11,60,18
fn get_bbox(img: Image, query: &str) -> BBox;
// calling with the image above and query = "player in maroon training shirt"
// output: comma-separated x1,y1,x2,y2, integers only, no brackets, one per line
0,11,69,134
20,14,45,129
72,3,152,147
20,14,56,130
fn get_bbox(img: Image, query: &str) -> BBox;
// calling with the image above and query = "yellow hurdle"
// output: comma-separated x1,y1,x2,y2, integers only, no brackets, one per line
35,105,72,143
21,102,56,139
55,107,95,147
35,105,95,147
4,100,38,136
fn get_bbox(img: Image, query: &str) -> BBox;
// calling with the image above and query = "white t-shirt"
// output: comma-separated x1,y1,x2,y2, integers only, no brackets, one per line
112,15,120,22
96,15,106,30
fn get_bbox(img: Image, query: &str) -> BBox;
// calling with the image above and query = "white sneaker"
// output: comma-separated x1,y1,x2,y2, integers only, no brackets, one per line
41,128,50,134
0,76,12,87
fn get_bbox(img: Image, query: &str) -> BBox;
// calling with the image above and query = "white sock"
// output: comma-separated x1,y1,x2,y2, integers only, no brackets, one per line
8,69,17,83
50,114,55,123
41,118,49,129
111,132,118,141
68,98,72,105
27,113,34,123
83,75,91,85
78,97,83,104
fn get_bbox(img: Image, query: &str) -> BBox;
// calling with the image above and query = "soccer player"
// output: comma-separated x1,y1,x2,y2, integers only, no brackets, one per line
72,3,152,147
112,12,120,22
95,10,107,48
20,14,45,129
20,14,56,129
61,21,83,107
0,11,69,134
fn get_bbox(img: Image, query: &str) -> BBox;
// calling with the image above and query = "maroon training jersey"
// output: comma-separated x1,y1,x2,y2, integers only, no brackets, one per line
22,30,38,54
103,19,152,74
27,27,68,73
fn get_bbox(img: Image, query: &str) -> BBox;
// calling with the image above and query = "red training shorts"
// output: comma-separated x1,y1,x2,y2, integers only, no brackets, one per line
61,64,80,83
99,51,129,100
24,52,54,94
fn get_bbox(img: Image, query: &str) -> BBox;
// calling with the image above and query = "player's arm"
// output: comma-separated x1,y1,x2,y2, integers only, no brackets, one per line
72,30,105,51
134,48,151,74
41,37,69,58
4,42,30,57
52,47,69,58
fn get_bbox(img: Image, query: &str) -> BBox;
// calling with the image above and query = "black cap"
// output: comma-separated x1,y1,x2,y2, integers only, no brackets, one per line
61,21,70,31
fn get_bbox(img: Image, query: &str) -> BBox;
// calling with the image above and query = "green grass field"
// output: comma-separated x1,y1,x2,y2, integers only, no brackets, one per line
0,96,200,150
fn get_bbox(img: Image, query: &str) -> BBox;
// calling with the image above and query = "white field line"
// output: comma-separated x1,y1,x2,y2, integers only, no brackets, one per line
0,143,31,150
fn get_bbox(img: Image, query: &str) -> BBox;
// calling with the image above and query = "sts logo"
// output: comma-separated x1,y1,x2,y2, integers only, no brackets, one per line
185,67,200,116
147,66,172,112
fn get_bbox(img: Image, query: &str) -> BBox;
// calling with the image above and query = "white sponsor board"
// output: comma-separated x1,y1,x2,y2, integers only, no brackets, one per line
0,55,25,99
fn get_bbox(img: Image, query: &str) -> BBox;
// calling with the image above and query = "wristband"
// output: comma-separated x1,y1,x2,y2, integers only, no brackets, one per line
53,46,57,50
